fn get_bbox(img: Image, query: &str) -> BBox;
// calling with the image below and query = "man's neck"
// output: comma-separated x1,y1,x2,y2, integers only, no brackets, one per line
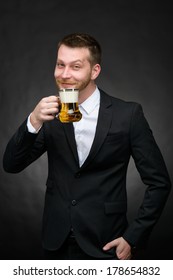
79,83,97,104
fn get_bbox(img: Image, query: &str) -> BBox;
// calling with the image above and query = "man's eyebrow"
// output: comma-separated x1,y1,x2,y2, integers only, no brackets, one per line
72,60,83,63
57,59,84,64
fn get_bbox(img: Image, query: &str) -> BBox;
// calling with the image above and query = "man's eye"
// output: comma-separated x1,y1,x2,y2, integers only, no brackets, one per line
57,63,64,68
73,65,80,70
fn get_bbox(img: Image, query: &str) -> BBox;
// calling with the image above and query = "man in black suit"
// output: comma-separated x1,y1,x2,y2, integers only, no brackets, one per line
3,33,171,260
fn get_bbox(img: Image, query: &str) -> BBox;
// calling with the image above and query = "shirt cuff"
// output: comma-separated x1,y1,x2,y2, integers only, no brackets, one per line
27,114,42,134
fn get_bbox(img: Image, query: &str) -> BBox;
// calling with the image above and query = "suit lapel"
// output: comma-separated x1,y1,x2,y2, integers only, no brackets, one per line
81,91,112,169
62,122,79,165
62,91,112,169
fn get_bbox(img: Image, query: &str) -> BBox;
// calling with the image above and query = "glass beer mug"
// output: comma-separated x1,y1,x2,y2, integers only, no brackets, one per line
58,88,82,123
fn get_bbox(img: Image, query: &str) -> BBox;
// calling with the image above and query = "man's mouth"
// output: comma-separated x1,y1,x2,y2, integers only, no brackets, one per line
55,79,76,88
60,83,76,88
58,82,77,89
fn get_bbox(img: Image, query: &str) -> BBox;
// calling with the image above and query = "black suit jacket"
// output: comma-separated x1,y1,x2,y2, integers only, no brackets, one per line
3,90,171,258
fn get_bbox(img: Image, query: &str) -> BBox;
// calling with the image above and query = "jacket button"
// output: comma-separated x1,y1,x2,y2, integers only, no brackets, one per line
72,200,77,206
75,172,81,178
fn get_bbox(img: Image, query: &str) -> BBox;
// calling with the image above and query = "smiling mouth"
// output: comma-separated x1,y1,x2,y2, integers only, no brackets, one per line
59,82,77,89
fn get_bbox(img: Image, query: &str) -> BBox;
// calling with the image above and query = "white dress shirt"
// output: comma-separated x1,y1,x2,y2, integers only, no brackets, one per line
73,87,100,166
27,87,100,167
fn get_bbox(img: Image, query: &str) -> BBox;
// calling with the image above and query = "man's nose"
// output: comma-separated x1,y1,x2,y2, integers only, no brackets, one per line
61,67,71,78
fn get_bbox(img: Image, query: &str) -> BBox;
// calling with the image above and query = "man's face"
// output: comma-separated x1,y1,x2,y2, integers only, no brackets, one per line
54,44,94,91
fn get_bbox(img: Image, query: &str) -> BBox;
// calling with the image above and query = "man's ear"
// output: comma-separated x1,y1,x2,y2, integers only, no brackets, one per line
91,64,101,80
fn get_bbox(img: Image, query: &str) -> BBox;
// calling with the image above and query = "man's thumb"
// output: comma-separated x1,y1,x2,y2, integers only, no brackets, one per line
103,239,118,251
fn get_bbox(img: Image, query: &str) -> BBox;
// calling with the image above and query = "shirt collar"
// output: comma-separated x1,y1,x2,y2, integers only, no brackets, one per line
79,87,100,115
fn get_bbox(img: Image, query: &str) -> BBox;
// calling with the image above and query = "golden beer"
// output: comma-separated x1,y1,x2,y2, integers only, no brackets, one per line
58,89,82,123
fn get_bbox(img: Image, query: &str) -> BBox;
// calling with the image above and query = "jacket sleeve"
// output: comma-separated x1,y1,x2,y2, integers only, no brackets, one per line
3,119,46,173
123,103,171,247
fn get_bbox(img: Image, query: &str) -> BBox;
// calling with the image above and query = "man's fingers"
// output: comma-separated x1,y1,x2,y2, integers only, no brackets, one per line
43,95,59,103
103,240,118,251
103,237,132,260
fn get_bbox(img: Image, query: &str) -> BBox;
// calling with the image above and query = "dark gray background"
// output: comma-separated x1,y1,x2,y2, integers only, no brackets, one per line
0,0,172,259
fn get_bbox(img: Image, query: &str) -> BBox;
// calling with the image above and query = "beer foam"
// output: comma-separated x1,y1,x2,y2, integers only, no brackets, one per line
59,90,78,103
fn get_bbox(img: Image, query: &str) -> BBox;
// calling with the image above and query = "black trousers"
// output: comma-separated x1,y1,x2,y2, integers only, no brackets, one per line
43,234,117,260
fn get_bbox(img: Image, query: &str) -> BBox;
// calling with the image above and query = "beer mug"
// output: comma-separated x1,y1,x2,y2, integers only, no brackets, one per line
58,88,82,123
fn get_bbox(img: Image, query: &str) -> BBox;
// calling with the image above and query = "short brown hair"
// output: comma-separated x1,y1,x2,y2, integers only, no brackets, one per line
57,33,102,66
